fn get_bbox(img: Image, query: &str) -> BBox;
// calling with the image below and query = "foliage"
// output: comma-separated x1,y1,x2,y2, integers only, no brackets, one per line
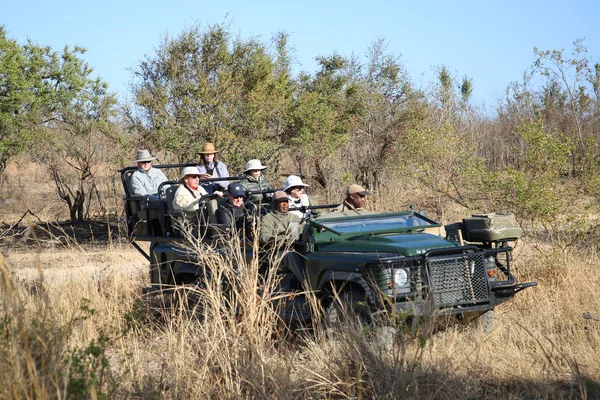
127,22,295,174
400,121,485,208
0,26,106,180
479,119,574,222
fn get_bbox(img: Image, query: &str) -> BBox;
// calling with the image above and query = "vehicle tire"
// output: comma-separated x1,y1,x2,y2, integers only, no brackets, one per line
324,290,372,332
472,310,494,334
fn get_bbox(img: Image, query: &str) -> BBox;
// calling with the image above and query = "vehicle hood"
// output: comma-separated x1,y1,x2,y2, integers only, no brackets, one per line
315,232,457,256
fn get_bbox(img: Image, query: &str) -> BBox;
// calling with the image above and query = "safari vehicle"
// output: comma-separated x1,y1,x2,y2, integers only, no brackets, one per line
120,164,537,330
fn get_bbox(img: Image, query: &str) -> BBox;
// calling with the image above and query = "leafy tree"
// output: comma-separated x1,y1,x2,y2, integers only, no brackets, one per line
0,27,102,181
480,119,573,222
127,23,295,174
43,78,119,223
533,39,597,175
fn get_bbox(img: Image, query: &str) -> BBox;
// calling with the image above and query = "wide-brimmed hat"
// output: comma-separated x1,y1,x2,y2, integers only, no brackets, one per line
132,149,157,163
180,166,201,179
244,159,267,172
346,184,369,196
197,142,219,155
228,182,246,198
283,175,309,192
272,191,288,204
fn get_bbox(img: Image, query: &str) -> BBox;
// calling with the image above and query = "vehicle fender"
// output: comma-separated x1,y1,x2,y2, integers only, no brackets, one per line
171,261,205,284
317,269,378,306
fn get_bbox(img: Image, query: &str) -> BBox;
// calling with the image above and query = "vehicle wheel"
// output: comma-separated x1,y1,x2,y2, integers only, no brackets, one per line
324,290,372,332
472,310,494,334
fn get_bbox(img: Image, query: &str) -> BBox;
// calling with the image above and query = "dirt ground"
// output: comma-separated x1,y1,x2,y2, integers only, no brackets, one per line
1,214,149,286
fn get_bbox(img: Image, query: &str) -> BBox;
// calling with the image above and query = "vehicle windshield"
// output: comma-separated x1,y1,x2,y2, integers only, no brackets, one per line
316,214,435,234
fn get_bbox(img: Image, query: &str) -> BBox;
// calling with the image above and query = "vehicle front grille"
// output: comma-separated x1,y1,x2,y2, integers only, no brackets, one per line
427,253,489,307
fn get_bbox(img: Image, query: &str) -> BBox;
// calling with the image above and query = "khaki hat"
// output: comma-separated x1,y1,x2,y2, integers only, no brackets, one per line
197,142,219,155
132,149,157,163
272,190,288,204
244,159,267,172
283,175,309,192
346,184,369,196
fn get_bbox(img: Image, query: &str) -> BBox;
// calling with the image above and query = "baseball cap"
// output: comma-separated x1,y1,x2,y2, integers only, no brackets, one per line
346,184,369,196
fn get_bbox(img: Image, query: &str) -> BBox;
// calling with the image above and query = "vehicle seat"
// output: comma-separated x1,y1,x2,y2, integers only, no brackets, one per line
164,185,182,237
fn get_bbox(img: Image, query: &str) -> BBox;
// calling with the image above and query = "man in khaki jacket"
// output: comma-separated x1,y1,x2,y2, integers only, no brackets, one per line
260,191,306,286
334,184,370,212
260,191,301,245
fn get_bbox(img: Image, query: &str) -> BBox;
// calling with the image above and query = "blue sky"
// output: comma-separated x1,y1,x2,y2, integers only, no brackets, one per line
3,0,599,109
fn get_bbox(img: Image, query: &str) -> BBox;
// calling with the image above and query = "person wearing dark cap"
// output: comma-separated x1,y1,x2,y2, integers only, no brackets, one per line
260,191,301,245
334,184,370,212
216,182,247,230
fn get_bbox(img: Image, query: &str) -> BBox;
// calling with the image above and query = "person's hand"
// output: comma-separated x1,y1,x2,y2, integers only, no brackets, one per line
203,173,213,179
214,190,224,197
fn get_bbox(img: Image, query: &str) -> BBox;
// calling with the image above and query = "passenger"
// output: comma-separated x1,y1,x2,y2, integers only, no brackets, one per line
197,142,229,195
259,191,306,288
334,184,370,212
130,149,168,210
216,182,247,231
241,159,272,204
283,175,311,219
173,166,208,218
260,191,302,246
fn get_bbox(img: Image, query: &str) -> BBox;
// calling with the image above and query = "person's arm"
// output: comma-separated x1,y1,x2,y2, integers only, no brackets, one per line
262,177,273,201
260,214,275,244
173,188,200,213
216,206,232,227
154,168,169,188
216,162,229,190
130,172,148,196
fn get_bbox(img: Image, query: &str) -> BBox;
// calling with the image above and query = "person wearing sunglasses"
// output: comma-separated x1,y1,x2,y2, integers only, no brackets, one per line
283,175,311,219
216,182,248,231
173,166,208,218
241,159,272,204
130,149,169,210
334,184,370,212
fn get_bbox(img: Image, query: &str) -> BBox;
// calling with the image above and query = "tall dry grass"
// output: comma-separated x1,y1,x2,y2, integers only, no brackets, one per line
2,230,600,399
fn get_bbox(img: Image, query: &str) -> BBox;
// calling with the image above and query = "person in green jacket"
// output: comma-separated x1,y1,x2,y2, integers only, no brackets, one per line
260,191,305,286
241,159,273,205
260,191,301,246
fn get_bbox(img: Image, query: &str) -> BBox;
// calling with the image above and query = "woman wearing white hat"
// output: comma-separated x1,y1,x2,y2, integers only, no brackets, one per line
283,175,311,219
173,166,208,218
241,159,272,204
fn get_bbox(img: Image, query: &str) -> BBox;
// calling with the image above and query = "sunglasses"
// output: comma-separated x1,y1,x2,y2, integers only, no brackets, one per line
186,175,201,179
233,195,244,199
139,161,152,164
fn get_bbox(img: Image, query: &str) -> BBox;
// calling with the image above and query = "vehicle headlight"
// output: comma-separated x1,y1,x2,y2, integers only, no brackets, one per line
393,268,408,287
387,267,410,296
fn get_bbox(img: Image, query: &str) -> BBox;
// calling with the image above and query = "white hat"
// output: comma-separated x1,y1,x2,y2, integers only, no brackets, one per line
180,166,201,179
283,175,309,192
132,149,157,163
244,159,267,172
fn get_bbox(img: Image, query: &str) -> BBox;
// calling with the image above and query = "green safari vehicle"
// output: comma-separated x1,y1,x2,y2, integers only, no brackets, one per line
120,164,537,330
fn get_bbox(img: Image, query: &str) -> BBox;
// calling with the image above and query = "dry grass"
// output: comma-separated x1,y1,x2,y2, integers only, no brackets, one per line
1,230,599,399
1,162,600,399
